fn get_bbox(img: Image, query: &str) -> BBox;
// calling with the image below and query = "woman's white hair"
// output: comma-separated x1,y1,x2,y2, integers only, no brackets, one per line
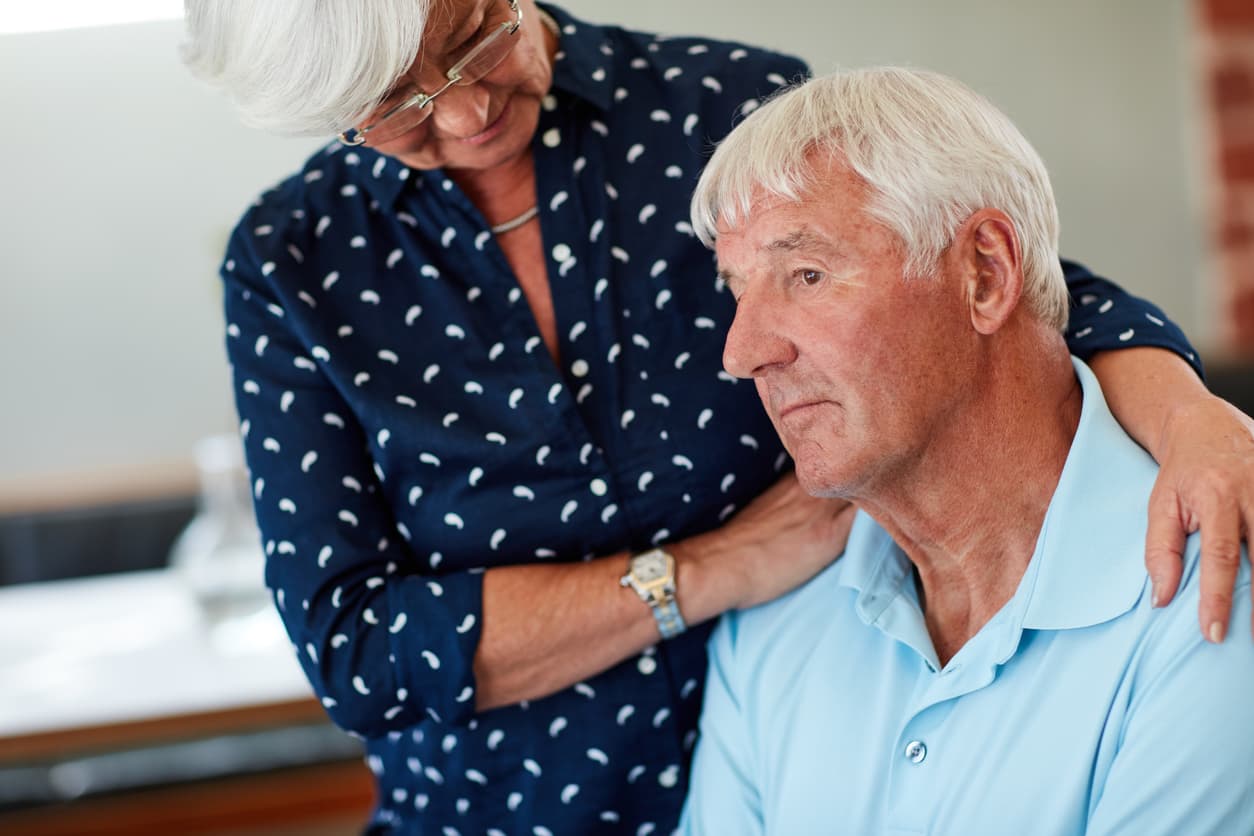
181,0,431,136
691,67,1069,331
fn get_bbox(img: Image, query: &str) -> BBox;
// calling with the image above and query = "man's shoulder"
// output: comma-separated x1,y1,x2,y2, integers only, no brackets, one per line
713,509,899,665
1142,535,1252,660
712,550,854,678
1096,532,1254,737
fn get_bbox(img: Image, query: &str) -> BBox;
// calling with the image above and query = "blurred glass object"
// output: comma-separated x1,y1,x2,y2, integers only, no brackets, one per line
168,435,269,623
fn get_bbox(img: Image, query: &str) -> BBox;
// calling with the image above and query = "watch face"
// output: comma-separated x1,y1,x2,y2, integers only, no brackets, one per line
633,553,667,582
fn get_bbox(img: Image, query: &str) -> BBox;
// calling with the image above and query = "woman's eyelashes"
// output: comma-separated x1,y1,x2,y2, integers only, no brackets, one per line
453,8,495,55
452,26,483,56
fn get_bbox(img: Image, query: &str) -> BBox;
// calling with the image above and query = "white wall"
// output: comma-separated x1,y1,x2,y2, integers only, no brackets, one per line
0,21,322,506
0,1,1207,506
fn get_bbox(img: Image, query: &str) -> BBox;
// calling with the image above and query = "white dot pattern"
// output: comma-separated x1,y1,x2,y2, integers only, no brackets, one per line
217,7,1198,835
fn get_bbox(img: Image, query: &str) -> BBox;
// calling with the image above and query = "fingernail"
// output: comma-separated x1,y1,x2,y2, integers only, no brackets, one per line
1208,622,1226,644
1150,581,1163,608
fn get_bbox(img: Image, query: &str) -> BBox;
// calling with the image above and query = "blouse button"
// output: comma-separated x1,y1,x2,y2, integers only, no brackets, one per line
637,656,658,675
904,740,927,764
571,359,590,378
590,478,608,496
552,243,572,262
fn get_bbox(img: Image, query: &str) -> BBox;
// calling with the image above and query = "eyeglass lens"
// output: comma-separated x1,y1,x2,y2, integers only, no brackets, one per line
353,2,519,145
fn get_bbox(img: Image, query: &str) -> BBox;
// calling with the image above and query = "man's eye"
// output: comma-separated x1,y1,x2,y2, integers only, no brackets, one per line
798,269,824,286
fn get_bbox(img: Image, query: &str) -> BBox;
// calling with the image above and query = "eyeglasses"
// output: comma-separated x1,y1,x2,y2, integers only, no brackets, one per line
338,0,523,147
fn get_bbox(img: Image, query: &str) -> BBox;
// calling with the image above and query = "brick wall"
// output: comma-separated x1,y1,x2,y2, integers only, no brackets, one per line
1199,0,1254,351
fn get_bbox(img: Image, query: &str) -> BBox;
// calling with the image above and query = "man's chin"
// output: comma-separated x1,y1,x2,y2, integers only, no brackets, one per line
793,461,855,500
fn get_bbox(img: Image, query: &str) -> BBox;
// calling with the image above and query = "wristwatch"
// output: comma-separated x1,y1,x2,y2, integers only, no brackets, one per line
620,547,687,640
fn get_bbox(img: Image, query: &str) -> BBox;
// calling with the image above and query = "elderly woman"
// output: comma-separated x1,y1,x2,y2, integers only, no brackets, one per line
182,1,1254,833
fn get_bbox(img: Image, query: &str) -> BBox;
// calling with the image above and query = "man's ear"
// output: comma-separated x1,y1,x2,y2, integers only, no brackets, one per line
959,209,1024,335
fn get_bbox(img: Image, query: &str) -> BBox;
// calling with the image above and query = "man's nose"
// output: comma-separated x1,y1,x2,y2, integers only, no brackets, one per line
722,289,795,380
430,82,493,137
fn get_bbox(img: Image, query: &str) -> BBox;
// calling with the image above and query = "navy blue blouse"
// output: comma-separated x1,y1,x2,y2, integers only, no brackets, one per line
220,5,1199,833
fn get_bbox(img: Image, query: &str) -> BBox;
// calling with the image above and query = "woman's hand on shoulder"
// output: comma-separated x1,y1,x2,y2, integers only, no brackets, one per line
1144,394,1254,642
679,472,855,613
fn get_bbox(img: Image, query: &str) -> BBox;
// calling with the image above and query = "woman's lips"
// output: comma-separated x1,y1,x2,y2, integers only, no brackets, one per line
461,99,512,146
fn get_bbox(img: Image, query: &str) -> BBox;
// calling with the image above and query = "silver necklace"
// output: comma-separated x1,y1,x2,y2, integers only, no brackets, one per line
489,14,555,238
490,205,539,235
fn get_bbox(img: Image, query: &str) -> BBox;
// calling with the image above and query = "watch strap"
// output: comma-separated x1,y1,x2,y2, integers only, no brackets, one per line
651,596,687,640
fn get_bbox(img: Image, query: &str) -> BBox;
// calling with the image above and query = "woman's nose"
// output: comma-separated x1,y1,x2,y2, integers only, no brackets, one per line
430,82,493,137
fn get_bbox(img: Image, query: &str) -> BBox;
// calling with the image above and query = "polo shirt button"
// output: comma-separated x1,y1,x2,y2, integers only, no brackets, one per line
904,740,927,764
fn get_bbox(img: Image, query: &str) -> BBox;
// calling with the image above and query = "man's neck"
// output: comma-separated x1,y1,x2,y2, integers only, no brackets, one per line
857,338,1082,666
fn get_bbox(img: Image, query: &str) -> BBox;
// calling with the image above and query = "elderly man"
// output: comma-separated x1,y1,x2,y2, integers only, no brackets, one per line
679,68,1254,835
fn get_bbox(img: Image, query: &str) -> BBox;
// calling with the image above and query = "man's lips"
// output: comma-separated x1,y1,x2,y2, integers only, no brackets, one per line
777,400,828,420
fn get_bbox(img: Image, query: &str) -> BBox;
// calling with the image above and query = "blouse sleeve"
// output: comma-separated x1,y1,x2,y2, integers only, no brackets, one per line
221,220,484,737
1061,259,1203,378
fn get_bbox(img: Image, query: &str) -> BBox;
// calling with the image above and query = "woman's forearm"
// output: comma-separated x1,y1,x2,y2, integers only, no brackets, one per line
1090,345,1254,642
474,474,854,710
1087,346,1211,456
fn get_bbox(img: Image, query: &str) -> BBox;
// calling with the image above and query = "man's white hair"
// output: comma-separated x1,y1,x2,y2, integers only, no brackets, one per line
691,67,1069,331
181,0,431,136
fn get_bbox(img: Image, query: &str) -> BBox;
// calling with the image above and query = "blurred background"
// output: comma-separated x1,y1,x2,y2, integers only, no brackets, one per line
4,0,1253,560
1,0,1250,833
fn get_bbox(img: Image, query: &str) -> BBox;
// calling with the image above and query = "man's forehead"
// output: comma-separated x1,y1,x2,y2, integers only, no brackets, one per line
715,216,831,260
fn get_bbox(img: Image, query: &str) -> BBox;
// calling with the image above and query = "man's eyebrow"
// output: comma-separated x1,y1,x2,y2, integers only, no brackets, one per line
765,230,827,253
716,230,837,289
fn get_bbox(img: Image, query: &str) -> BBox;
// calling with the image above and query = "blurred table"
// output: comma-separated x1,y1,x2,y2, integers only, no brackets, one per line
0,570,373,835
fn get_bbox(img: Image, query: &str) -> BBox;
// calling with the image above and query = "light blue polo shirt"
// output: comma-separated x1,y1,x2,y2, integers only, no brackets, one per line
681,359,1254,835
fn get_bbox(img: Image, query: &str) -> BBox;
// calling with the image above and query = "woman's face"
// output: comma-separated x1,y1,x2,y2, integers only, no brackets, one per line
366,0,556,173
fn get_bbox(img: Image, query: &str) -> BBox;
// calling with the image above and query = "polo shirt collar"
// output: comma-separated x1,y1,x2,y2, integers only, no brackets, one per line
1018,357,1155,629
838,357,1154,651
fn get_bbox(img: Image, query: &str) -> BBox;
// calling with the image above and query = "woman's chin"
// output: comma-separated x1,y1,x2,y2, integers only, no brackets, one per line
395,95,540,172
